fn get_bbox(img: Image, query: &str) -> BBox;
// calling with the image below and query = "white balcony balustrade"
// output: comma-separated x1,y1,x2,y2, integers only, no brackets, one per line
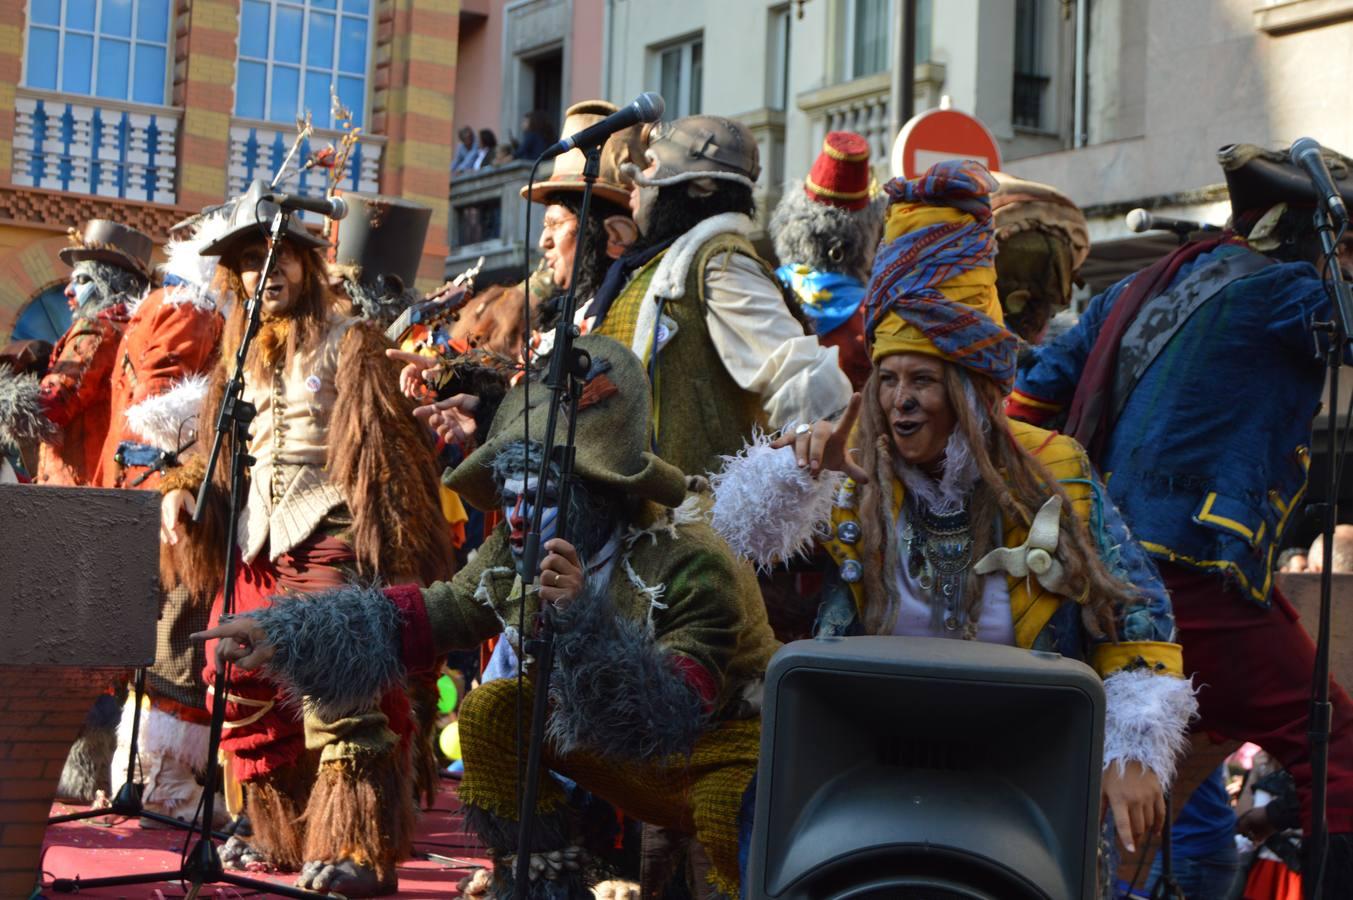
13,88,180,204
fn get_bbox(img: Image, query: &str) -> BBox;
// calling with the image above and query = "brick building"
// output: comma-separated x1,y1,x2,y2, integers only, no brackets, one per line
0,0,460,349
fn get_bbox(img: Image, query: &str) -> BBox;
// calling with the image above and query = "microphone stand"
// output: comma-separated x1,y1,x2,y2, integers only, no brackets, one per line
52,209,323,899
1305,203,1353,900
512,145,601,900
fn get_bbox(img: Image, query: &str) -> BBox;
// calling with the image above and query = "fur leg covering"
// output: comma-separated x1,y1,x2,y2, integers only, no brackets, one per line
1102,670,1197,786
406,674,441,809
111,698,213,822
462,804,591,900
250,584,403,721
548,581,709,762
300,750,414,888
56,694,122,803
0,363,53,447
244,760,318,872
709,435,843,572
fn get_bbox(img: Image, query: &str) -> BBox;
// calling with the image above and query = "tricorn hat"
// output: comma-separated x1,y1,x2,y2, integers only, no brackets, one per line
805,131,873,211
521,100,646,210
331,193,432,292
445,333,687,512
59,220,154,278
1218,142,1353,232
199,179,331,259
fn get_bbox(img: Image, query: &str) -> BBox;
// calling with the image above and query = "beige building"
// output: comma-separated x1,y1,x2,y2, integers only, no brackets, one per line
601,0,1353,287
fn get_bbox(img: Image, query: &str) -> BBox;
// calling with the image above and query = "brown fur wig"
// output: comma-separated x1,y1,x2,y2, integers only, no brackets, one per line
328,321,453,585
161,272,453,592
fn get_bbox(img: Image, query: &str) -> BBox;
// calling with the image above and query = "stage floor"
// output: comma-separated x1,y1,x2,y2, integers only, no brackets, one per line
39,778,489,898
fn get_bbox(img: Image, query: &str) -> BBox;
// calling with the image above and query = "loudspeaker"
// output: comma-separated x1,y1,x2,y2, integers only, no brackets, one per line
746,636,1105,900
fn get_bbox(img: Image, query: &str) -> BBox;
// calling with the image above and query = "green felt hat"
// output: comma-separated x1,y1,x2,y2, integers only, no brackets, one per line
445,334,687,511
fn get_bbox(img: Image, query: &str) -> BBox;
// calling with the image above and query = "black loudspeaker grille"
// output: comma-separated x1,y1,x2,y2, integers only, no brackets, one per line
876,733,981,771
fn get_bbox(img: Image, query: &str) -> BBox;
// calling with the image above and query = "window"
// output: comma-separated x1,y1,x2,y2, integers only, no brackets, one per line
846,0,890,79
235,0,373,129
12,285,73,344
656,35,702,119
1012,0,1049,129
914,0,933,64
24,0,172,105
767,6,791,111
455,200,501,246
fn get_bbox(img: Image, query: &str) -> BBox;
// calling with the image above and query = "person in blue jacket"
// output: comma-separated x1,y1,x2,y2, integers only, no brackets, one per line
1008,142,1353,897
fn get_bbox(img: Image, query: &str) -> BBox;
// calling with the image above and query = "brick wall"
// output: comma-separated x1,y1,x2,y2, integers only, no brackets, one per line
377,0,459,290
0,666,128,900
176,0,242,210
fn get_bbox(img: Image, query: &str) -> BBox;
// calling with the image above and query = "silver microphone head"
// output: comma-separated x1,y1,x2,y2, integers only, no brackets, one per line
1125,208,1152,233
1289,136,1322,165
635,92,665,122
328,195,349,220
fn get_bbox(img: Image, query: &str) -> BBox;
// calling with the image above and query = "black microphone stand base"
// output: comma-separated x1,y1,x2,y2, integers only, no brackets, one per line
45,667,229,840
50,835,324,899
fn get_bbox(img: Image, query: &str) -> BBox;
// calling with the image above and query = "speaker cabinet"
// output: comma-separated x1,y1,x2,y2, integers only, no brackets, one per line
746,636,1105,900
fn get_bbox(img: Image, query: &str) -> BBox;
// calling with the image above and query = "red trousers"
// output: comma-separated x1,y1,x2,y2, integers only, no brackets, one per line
203,535,412,782
1162,562,1353,834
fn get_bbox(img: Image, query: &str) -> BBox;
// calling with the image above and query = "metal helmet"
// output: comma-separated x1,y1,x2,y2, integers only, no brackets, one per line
630,115,761,195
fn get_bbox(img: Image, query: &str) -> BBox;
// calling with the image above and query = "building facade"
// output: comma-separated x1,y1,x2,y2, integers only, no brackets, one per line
445,0,605,283
0,0,459,348
600,0,1353,287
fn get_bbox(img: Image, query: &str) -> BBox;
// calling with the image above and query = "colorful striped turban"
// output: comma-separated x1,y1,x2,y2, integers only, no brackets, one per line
864,159,1019,392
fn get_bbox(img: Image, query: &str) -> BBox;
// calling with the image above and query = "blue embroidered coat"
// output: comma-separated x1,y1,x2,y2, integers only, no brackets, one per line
1011,244,1329,605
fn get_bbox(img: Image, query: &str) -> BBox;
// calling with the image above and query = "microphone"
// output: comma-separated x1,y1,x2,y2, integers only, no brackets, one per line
1289,137,1349,224
1125,208,1220,236
540,93,665,160
262,192,349,220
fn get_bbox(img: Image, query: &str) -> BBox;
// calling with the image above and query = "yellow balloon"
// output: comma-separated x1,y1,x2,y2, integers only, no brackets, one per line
439,721,462,761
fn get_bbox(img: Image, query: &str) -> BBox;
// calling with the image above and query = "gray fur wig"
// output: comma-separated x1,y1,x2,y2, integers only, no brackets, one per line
769,182,886,283
73,259,150,314
0,364,52,448
547,578,709,762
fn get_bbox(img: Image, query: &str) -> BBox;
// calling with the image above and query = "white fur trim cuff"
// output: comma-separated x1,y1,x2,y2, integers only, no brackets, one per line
1102,669,1198,786
124,374,210,452
709,433,842,572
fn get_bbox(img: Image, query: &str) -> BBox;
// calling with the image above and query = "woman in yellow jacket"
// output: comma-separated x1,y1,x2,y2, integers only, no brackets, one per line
710,160,1195,856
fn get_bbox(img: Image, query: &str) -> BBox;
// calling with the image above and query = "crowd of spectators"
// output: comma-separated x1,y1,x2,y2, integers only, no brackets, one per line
450,110,558,177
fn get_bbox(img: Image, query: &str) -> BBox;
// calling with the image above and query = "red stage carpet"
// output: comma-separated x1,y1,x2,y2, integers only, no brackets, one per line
39,779,488,898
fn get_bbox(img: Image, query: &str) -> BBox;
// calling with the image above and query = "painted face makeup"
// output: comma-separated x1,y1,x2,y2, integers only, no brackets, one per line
65,264,100,311
500,475,560,561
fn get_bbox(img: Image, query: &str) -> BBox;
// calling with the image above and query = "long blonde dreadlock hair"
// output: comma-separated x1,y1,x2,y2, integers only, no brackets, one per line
850,358,1130,639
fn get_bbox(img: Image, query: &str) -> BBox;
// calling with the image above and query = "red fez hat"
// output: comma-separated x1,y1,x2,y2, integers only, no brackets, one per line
804,131,872,211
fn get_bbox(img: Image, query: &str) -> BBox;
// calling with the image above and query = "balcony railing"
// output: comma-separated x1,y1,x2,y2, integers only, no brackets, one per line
228,118,383,200
13,87,180,204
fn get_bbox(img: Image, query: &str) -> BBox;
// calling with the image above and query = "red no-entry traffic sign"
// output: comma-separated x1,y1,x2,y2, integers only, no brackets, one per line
891,108,1003,178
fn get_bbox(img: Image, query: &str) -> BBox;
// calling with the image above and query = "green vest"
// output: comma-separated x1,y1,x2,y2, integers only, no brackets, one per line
596,233,769,477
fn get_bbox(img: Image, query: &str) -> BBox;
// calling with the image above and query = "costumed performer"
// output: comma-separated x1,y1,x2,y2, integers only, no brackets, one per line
711,160,1196,859
771,130,884,390
989,170,1090,345
158,180,452,896
97,210,231,825
1009,142,1353,895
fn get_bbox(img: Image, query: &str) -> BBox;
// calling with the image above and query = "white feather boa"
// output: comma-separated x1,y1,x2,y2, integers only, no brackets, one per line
124,374,210,452
709,432,843,571
1102,669,1198,785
